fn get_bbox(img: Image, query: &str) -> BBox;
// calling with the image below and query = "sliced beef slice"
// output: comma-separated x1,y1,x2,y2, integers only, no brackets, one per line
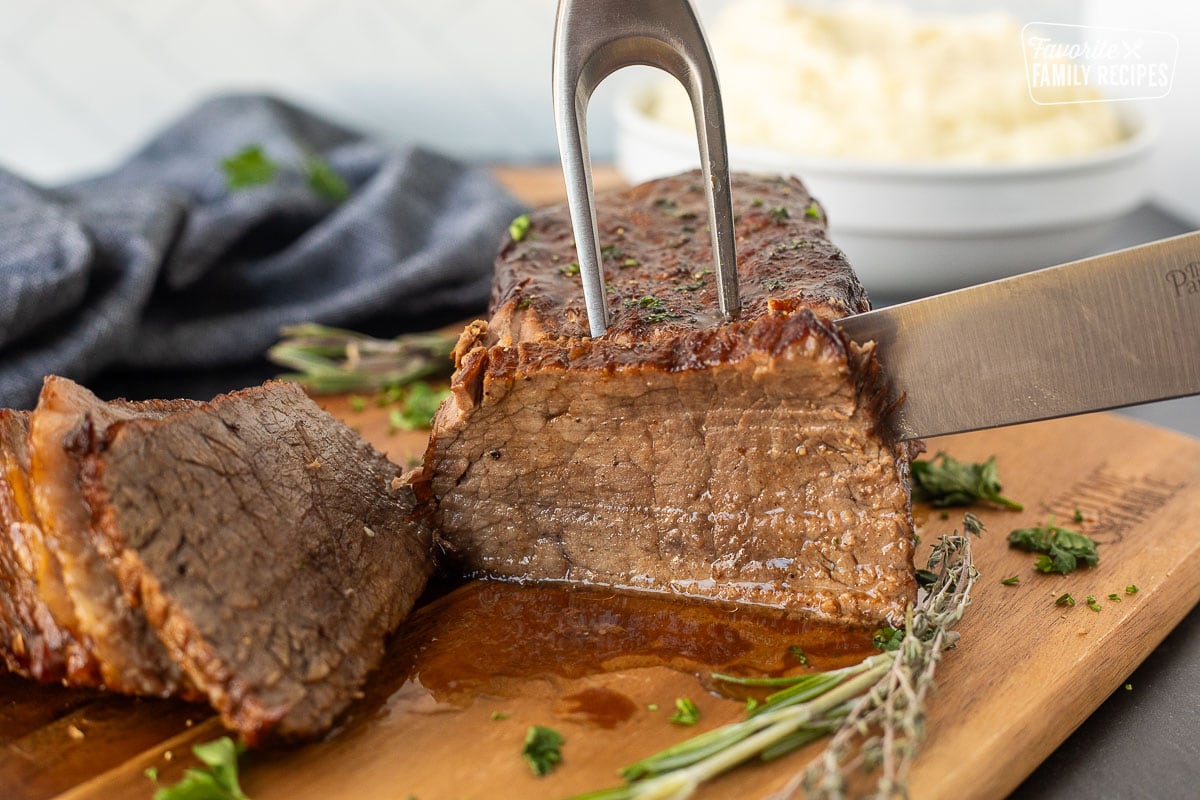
28,377,192,696
0,410,96,683
81,381,435,744
422,172,915,627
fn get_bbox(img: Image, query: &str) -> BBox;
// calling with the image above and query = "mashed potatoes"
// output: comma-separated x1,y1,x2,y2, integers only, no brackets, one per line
647,0,1126,163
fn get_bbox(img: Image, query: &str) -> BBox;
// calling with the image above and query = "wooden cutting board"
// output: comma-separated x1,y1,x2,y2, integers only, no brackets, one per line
3,402,1198,800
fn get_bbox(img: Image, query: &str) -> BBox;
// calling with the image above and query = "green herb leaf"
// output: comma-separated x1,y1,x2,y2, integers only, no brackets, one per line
303,154,349,202
768,207,790,222
145,767,159,782
522,726,564,777
559,261,581,276
387,381,450,432
1056,592,1076,607
622,257,640,267
1086,595,1102,612
644,311,682,324
491,711,509,721
1126,584,1138,595
646,704,659,712
1008,522,1099,574
872,626,903,652
804,202,823,220
1107,593,1121,602
348,395,367,413
222,145,277,190
509,214,531,242
788,646,808,666
911,453,1023,510
152,737,249,800
1073,507,1085,523
1001,575,1020,586
670,697,701,726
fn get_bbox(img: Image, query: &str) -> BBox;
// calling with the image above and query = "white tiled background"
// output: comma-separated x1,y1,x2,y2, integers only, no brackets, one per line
0,0,1196,221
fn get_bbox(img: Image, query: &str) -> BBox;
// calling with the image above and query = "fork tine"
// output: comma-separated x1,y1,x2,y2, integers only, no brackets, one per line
553,0,739,338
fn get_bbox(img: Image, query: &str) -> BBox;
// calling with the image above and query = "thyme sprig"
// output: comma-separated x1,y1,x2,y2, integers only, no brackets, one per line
570,514,983,800
267,323,456,394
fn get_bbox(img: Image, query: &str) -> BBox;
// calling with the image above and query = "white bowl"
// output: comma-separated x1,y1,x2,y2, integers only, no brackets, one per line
615,83,1159,297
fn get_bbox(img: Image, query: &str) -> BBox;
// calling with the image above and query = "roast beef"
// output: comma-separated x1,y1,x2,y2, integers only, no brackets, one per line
0,410,95,683
79,381,435,744
27,378,191,696
421,172,916,626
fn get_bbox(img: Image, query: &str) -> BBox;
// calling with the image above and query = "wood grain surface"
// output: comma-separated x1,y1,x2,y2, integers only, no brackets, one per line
3,167,1199,800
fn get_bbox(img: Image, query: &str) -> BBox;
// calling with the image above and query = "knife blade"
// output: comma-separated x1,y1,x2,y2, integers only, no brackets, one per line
835,231,1200,441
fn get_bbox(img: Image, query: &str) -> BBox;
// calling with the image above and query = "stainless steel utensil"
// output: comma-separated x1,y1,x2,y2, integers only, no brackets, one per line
836,231,1200,440
552,0,739,337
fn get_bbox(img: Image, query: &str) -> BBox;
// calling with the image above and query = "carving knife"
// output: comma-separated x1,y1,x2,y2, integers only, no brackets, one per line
835,231,1200,440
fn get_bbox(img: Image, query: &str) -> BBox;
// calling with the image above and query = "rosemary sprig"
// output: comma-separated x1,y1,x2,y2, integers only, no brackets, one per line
570,514,983,800
267,324,457,394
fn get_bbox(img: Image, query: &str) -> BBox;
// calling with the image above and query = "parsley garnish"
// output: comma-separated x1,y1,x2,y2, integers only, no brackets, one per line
872,627,904,652
625,295,663,309
670,697,701,726
1107,593,1121,602
804,202,823,221
622,257,640,267
910,452,1023,510
150,737,249,800
387,382,449,432
222,145,277,189
1001,575,1020,586
1126,584,1138,595
644,311,682,323
508,214,531,242
1073,507,1085,523
522,726,564,777
788,646,808,665
491,711,509,721
222,145,348,203
558,261,580,276
768,206,790,222
1056,592,1076,607
1007,521,1099,574
304,154,349,202
1086,595,1102,612
348,395,366,413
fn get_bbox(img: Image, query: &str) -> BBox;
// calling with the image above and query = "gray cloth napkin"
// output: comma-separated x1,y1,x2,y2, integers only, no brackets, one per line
0,94,526,408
